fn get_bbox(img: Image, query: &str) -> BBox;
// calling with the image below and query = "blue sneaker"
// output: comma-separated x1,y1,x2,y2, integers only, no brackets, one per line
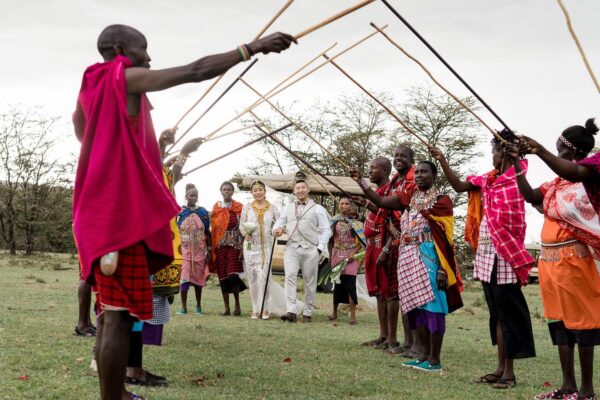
401,359,422,368
176,309,187,315
195,306,203,315
413,360,443,373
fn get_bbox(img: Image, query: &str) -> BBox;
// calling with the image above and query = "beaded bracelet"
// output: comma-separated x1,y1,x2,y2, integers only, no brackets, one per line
515,170,524,177
237,44,252,62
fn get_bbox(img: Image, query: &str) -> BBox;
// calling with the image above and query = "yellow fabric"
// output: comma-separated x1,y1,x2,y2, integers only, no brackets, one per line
429,214,457,287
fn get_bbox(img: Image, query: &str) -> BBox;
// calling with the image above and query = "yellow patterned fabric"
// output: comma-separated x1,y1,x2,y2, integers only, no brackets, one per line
153,166,183,296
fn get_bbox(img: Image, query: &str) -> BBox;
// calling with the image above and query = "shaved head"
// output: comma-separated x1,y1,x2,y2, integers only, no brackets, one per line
97,24,149,66
373,157,392,175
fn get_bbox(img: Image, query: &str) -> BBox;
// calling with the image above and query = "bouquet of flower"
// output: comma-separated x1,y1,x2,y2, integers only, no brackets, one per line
241,222,258,250
318,250,365,286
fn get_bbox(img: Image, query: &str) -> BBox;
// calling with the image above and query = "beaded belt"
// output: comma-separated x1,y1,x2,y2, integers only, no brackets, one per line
219,230,241,248
366,235,382,247
334,242,356,250
540,240,590,262
402,232,432,244
478,238,493,245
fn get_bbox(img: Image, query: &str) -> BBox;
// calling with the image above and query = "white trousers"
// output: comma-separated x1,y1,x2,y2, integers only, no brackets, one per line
284,245,319,316
247,265,271,314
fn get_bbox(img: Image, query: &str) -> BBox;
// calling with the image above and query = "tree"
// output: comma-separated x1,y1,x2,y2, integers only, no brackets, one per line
245,85,484,269
0,107,75,255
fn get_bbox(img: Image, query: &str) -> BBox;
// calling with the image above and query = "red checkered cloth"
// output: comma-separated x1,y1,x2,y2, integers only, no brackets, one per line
374,168,416,226
364,243,382,296
382,242,400,300
397,241,434,314
472,217,517,284
467,160,534,285
93,243,153,320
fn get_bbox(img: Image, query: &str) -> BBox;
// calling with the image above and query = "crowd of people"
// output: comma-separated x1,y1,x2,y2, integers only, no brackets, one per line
71,23,600,400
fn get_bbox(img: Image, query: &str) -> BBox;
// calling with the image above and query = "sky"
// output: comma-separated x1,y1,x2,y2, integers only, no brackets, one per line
1,0,599,242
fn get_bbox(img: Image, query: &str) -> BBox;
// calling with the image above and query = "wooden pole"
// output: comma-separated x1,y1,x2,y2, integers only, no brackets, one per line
370,22,504,142
182,123,293,176
167,59,259,154
202,42,338,140
241,78,349,169
204,26,386,140
379,0,513,133
172,0,295,129
322,53,430,147
253,123,352,197
294,0,375,40
556,0,600,93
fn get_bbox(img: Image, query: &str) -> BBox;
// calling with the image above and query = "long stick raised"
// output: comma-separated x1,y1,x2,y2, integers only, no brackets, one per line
182,123,293,176
168,59,259,154
240,78,349,169
202,26,386,141
379,0,512,132
171,0,295,130
370,22,502,141
322,53,430,147
253,123,352,197
294,0,375,40
556,0,600,93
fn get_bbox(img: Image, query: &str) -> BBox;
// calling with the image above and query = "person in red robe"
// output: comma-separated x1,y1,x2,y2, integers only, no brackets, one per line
73,24,295,400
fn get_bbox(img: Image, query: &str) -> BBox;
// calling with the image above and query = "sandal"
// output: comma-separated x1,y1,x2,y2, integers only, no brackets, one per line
475,373,502,384
328,315,337,321
534,389,575,399
400,350,420,359
492,377,516,389
386,345,404,355
349,319,357,325
127,391,145,400
73,326,96,337
361,337,386,347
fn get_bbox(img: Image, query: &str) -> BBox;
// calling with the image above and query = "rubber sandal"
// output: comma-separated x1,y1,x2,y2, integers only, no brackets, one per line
492,377,516,389
328,315,337,321
127,391,145,400
475,373,501,384
400,350,420,359
534,389,574,399
386,345,404,355
349,319,357,325
361,337,386,347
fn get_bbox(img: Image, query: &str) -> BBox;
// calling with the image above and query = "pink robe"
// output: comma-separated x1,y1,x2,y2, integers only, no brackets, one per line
180,213,209,286
72,55,179,281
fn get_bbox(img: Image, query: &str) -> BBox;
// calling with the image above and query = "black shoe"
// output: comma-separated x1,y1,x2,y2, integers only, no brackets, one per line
280,312,297,323
126,370,168,387
302,315,312,323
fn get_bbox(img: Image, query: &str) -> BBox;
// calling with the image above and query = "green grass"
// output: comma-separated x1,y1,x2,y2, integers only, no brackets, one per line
0,253,581,399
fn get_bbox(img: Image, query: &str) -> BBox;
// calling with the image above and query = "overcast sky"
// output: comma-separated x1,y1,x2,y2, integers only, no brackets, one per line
1,0,599,242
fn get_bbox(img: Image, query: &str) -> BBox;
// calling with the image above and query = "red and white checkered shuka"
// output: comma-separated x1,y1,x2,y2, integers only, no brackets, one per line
467,160,535,279
472,217,517,284
397,215,434,313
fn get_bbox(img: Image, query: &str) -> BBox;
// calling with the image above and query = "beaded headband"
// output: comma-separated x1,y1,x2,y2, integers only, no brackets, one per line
559,134,583,153
250,180,266,190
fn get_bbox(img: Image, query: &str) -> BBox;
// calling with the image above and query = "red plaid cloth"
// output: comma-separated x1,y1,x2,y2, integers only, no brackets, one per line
93,243,153,320
382,243,400,300
397,241,434,314
472,218,517,284
364,243,382,296
467,160,534,284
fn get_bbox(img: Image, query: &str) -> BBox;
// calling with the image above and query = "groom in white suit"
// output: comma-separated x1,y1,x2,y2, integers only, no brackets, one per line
272,176,331,323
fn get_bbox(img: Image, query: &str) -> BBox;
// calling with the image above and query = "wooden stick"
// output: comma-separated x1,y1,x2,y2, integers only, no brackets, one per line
172,0,295,129
182,123,293,176
556,0,600,93
241,78,349,169
202,41,338,140
253,122,352,196
370,23,504,142
294,0,375,40
379,0,513,133
322,53,430,147
204,26,385,140
167,59,259,154
254,0,295,40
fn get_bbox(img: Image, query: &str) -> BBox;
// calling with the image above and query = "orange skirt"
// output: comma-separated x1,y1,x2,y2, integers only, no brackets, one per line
539,219,600,330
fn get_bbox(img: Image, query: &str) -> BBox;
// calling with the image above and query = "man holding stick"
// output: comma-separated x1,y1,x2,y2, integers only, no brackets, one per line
272,176,331,323
73,24,295,400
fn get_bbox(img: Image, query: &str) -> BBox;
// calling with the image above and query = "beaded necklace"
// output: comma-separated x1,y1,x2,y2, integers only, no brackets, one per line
251,201,270,265
407,188,438,233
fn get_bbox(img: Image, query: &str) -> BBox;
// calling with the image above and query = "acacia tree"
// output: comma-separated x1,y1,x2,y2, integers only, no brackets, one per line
0,108,75,255
245,85,484,268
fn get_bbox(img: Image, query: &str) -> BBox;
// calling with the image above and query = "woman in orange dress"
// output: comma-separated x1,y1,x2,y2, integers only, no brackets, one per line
510,120,600,400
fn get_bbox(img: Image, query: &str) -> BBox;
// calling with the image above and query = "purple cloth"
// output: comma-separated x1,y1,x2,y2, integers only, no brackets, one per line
407,309,446,334
179,281,201,292
142,323,164,346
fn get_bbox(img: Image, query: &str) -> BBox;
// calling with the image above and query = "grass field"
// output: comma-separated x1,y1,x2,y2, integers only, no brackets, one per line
0,253,584,399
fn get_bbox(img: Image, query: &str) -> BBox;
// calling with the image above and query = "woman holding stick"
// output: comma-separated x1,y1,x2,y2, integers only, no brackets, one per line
211,181,246,316
430,129,536,389
239,180,280,320
508,121,600,400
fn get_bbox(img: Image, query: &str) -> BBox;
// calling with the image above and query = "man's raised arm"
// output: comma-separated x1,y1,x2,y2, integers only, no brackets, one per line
126,32,296,93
